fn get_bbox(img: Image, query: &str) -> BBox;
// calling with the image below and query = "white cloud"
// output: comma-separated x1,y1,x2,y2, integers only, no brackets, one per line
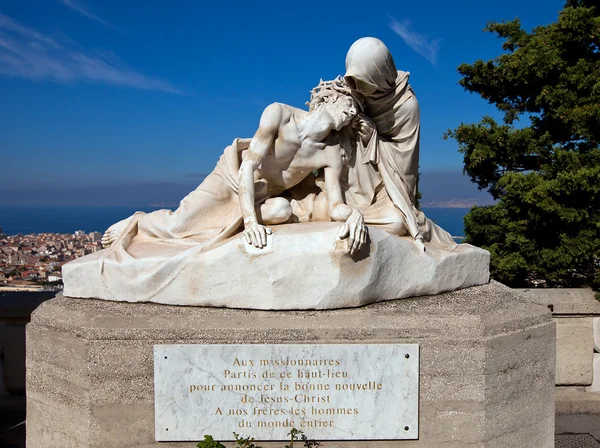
59,0,117,30
0,11,180,93
389,18,442,65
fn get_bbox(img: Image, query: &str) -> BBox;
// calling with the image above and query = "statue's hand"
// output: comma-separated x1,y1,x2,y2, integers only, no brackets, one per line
243,221,272,248
338,209,367,255
353,113,375,145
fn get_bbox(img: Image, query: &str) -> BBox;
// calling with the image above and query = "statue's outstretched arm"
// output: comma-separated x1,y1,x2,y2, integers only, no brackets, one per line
238,103,281,248
323,145,367,256
323,145,351,222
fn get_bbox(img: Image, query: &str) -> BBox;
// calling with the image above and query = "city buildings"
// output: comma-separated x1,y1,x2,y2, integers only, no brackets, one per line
0,229,103,287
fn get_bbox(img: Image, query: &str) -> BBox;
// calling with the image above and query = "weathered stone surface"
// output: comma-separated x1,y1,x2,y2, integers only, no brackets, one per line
63,222,490,310
518,288,600,315
518,289,599,388
26,282,555,448
556,318,594,386
556,386,600,415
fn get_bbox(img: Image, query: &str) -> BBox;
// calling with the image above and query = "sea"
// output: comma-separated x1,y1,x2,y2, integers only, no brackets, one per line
0,206,471,239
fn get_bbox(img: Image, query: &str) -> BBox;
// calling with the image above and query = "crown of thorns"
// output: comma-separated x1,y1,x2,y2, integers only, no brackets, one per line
307,76,363,111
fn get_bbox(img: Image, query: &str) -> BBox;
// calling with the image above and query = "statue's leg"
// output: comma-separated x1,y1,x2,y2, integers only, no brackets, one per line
136,173,238,239
357,189,408,236
258,197,292,225
363,206,407,236
357,188,425,251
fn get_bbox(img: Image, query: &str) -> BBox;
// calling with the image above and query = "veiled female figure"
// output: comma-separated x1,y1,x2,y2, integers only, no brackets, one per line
343,37,456,249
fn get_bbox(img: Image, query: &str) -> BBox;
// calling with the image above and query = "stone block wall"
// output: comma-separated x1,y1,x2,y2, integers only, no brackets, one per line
518,288,600,440
518,288,600,389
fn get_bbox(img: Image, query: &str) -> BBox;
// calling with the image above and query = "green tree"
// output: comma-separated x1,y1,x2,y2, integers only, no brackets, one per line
445,0,600,288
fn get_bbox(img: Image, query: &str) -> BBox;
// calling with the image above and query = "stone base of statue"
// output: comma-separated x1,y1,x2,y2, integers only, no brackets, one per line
26,281,555,448
62,223,490,309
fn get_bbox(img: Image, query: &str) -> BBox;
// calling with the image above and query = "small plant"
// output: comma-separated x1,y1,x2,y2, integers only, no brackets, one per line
233,432,263,448
300,434,321,448
196,435,225,448
285,428,321,448
285,428,301,448
196,429,321,448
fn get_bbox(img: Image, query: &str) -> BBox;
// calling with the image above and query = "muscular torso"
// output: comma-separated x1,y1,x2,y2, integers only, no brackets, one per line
248,104,339,196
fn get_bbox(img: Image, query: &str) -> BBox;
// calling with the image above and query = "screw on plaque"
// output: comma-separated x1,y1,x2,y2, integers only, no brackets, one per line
405,353,410,359
404,426,409,431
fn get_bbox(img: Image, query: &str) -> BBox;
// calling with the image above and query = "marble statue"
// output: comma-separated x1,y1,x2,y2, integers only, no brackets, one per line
101,78,368,255
62,38,490,309
288,37,459,252
344,37,425,247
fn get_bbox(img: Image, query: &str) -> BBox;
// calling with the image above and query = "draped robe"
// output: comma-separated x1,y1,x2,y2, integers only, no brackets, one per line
343,37,457,249
97,138,268,301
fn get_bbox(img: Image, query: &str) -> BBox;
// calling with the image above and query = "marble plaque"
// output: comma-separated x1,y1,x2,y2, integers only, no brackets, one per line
154,344,419,441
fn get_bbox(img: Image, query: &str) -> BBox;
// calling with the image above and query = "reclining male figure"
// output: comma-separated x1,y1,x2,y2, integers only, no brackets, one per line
101,79,368,255
238,79,367,254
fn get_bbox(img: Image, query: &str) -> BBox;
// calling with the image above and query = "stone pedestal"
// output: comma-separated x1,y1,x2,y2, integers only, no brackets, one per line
26,281,556,448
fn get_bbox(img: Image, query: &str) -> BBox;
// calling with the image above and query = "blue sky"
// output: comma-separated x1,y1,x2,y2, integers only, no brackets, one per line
0,0,565,205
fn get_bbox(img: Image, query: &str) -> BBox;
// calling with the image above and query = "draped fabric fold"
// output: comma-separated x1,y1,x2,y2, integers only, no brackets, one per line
349,129,457,250
344,37,457,250
97,138,268,301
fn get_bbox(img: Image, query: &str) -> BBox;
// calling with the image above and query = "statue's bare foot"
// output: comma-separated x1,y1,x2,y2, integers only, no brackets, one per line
101,216,134,248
